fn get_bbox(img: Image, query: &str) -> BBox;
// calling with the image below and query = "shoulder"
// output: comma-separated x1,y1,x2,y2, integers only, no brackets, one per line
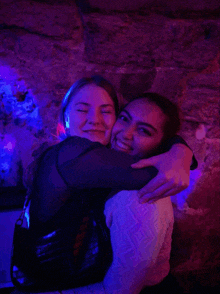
57,136,103,164
59,136,102,151
105,191,173,227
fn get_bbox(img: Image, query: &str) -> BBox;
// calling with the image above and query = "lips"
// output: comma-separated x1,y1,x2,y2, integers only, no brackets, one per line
114,138,132,152
83,130,105,133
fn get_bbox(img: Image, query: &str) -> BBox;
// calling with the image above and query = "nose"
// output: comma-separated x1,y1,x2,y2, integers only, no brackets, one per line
121,125,134,140
88,109,103,125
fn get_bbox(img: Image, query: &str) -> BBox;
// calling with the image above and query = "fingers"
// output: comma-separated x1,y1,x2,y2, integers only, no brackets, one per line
140,195,165,204
161,187,184,197
137,176,167,197
131,158,155,169
139,181,189,204
139,172,189,197
139,181,174,204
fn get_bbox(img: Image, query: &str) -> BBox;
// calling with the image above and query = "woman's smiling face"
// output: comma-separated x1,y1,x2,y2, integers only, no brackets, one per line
111,98,167,158
67,84,116,145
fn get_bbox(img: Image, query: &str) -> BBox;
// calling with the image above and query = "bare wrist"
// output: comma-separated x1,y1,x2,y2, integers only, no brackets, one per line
171,143,193,158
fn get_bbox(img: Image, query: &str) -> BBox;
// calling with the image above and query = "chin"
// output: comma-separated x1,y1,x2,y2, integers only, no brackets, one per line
93,138,108,146
102,138,111,146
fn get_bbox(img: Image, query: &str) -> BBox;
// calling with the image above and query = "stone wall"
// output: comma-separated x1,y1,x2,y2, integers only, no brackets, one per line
0,0,219,291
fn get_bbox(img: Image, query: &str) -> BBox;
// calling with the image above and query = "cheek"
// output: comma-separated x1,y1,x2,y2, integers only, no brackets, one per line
74,113,86,123
69,114,86,131
105,114,116,128
111,121,121,136
136,137,160,155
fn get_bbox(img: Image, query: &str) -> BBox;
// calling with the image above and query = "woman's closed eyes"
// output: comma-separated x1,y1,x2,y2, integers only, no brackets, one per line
76,108,88,113
75,102,89,113
101,109,114,114
76,109,114,115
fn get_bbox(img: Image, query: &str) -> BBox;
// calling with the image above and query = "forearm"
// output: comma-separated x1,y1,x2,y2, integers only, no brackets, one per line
58,137,158,190
169,143,193,167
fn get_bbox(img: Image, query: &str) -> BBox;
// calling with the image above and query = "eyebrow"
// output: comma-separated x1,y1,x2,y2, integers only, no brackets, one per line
101,104,114,108
75,102,114,108
122,109,158,133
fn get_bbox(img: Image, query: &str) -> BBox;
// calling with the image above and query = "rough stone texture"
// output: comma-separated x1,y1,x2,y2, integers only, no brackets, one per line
0,0,84,169
83,13,220,70
0,0,81,39
0,0,220,291
88,0,220,13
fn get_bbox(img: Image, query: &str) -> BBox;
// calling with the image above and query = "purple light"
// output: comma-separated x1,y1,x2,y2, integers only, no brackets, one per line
0,65,42,186
171,169,202,210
